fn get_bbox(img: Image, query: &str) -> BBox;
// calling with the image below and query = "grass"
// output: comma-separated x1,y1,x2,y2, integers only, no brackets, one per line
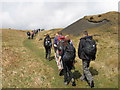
1,21,118,88
23,37,87,88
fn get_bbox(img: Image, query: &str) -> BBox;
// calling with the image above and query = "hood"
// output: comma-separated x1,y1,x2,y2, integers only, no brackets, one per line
80,36,93,40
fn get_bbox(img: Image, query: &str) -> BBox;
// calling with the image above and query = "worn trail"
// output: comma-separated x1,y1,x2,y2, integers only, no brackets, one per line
23,38,74,88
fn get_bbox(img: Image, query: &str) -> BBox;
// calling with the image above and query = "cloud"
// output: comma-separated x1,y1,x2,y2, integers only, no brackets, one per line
0,0,119,30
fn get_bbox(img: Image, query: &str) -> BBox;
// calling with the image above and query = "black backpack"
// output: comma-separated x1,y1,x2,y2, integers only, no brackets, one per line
83,37,96,56
63,44,76,61
27,31,30,36
45,38,52,47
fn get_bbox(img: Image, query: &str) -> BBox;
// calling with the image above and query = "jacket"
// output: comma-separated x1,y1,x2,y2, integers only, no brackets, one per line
44,35,52,48
78,36,96,60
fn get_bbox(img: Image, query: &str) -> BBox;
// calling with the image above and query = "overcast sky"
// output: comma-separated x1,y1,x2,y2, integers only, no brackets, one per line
0,0,119,30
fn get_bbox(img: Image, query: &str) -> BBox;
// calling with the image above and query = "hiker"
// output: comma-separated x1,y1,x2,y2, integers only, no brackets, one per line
35,29,38,34
44,34,52,60
31,31,34,39
65,35,75,69
78,31,97,88
53,32,63,60
26,31,31,39
56,36,65,71
58,38,76,86
38,29,40,32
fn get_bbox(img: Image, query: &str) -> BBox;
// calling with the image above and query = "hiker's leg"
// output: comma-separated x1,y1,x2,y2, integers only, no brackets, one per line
63,61,68,84
82,60,94,87
28,36,30,39
66,62,72,81
48,47,51,60
67,62,75,83
55,50,59,62
68,68,76,86
67,67,73,80
80,61,86,81
45,47,48,59
32,34,34,39
27,35,29,39
31,35,33,39
54,47,56,58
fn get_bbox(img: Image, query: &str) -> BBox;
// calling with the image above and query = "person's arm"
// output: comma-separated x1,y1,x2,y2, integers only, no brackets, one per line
58,56,62,64
43,38,46,46
58,46,64,64
53,38,57,47
78,39,83,59
50,38,52,47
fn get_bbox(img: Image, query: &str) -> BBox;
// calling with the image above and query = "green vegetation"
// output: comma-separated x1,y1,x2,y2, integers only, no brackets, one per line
1,12,118,88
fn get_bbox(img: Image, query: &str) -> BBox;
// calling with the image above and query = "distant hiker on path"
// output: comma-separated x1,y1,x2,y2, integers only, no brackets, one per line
31,31,34,39
44,34,52,60
58,38,76,86
26,31,31,39
78,31,97,88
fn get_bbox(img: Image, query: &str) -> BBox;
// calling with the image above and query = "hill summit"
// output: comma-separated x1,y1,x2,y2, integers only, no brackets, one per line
61,11,119,36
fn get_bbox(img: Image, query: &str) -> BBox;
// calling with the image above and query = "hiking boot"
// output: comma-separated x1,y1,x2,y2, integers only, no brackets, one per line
48,57,50,60
72,82,76,86
71,78,76,86
59,69,64,76
88,81,94,88
64,81,68,85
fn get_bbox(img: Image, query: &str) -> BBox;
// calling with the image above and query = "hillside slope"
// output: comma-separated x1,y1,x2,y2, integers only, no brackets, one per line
1,11,118,88
2,29,55,88
35,24,118,88
61,11,119,36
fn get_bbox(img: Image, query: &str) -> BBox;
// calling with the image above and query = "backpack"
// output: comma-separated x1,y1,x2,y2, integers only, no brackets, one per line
57,38,65,55
83,37,96,56
54,35,62,45
45,38,52,47
63,44,76,61
27,32,30,36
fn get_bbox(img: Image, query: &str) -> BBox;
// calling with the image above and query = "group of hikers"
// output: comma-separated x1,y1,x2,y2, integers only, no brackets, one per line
26,29,41,39
43,31,97,88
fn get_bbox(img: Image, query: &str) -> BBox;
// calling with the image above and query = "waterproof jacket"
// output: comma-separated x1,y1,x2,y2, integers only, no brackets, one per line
78,36,96,60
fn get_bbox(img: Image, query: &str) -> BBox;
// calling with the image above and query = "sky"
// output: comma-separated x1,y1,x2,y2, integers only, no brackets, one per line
0,0,119,30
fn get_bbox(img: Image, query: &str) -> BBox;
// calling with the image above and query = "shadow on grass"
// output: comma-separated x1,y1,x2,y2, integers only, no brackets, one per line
89,67,99,76
73,70,82,80
72,67,98,80
50,56,55,61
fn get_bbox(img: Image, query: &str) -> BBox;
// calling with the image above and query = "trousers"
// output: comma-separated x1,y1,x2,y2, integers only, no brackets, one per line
81,59,93,83
45,47,51,59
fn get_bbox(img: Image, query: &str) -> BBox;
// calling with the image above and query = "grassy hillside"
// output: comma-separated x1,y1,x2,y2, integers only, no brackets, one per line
61,11,119,36
1,12,118,88
84,11,118,24
35,24,118,88
2,29,54,88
